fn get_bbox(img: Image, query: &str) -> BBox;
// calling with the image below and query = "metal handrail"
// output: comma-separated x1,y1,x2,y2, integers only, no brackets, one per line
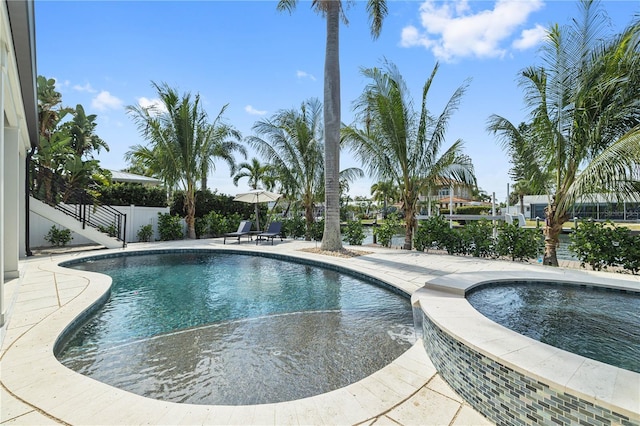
31,172,127,248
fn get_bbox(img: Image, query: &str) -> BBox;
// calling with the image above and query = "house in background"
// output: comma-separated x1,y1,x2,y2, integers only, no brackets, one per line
507,194,640,221
109,169,162,186
419,178,489,213
1,0,38,326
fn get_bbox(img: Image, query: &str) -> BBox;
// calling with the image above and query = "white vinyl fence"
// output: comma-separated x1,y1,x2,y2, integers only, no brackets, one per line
30,205,170,248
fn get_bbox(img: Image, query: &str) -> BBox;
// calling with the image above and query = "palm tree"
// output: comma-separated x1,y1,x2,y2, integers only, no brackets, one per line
198,107,245,191
65,104,109,159
343,60,476,250
370,180,397,218
34,76,73,203
488,1,640,266
127,81,212,239
488,121,549,214
277,0,388,251
233,158,274,190
233,158,276,228
247,98,325,240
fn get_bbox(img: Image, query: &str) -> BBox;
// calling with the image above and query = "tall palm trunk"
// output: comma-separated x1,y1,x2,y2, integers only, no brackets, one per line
185,182,197,239
403,193,416,250
542,198,567,266
403,209,415,250
304,200,315,241
200,169,207,191
321,1,342,251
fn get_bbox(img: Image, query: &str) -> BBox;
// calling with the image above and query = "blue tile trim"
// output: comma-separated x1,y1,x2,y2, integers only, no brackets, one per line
421,312,639,426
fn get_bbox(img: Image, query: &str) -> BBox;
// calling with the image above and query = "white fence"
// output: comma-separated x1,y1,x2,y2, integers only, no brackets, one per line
30,205,170,248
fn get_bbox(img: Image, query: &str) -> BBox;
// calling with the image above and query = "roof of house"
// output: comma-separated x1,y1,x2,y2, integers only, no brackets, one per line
7,0,38,148
109,170,163,186
437,197,476,204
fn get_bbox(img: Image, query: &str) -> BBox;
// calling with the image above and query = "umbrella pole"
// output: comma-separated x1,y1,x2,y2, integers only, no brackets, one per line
255,203,260,231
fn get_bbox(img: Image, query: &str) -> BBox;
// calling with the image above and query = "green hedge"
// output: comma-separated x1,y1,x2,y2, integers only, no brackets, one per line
99,183,167,207
455,205,491,215
569,220,640,274
170,190,257,219
414,216,542,261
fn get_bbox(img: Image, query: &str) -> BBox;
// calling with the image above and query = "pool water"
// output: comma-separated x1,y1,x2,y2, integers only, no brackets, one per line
57,252,414,405
466,282,640,373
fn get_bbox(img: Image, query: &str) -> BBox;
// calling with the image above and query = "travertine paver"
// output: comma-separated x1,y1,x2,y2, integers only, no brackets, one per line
10,238,627,425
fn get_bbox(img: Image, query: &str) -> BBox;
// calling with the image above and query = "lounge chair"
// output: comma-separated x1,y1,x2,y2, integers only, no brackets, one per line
255,221,283,245
223,220,253,244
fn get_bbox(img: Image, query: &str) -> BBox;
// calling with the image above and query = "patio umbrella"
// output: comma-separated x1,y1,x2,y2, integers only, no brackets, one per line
233,189,282,231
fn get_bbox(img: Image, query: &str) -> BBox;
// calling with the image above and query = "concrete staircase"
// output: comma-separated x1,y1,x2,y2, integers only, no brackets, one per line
30,197,123,249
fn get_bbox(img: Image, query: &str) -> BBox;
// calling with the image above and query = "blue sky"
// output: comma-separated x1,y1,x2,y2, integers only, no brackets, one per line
35,0,638,202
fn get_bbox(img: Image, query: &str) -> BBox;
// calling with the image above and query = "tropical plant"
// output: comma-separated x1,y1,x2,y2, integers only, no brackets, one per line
198,109,245,191
371,180,397,218
568,220,625,271
63,104,109,158
137,224,154,242
157,213,184,241
33,77,109,204
233,158,275,191
495,223,543,262
247,98,326,241
277,0,388,251
233,158,277,228
414,215,451,252
344,60,476,250
44,225,73,247
127,82,236,239
373,213,401,248
282,215,306,239
343,220,366,245
463,219,495,258
488,1,640,266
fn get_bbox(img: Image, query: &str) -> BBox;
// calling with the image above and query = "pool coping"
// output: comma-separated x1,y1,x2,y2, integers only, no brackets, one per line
4,239,639,425
0,242,478,425
412,269,640,422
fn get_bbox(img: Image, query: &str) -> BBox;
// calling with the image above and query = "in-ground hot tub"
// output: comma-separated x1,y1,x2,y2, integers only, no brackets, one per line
412,270,640,426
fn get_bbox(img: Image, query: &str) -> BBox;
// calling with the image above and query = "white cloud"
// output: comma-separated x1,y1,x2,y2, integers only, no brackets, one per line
401,0,544,62
73,83,97,93
91,91,123,111
296,70,317,81
135,97,167,115
245,105,267,116
513,24,547,50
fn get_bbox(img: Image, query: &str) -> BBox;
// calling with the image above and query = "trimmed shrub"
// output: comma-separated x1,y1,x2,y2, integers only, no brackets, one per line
414,215,453,252
310,219,324,241
98,223,118,237
455,205,491,215
620,233,640,275
44,225,73,247
137,224,153,242
157,213,184,241
495,223,543,261
343,220,365,245
569,220,631,271
171,190,256,219
282,216,305,239
463,219,495,257
374,213,401,248
99,183,167,207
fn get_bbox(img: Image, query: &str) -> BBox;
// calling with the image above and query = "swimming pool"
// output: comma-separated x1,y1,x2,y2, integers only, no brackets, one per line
466,281,640,372
56,251,415,405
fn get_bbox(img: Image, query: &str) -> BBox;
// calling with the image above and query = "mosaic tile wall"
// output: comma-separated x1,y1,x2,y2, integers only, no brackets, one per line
421,312,638,426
